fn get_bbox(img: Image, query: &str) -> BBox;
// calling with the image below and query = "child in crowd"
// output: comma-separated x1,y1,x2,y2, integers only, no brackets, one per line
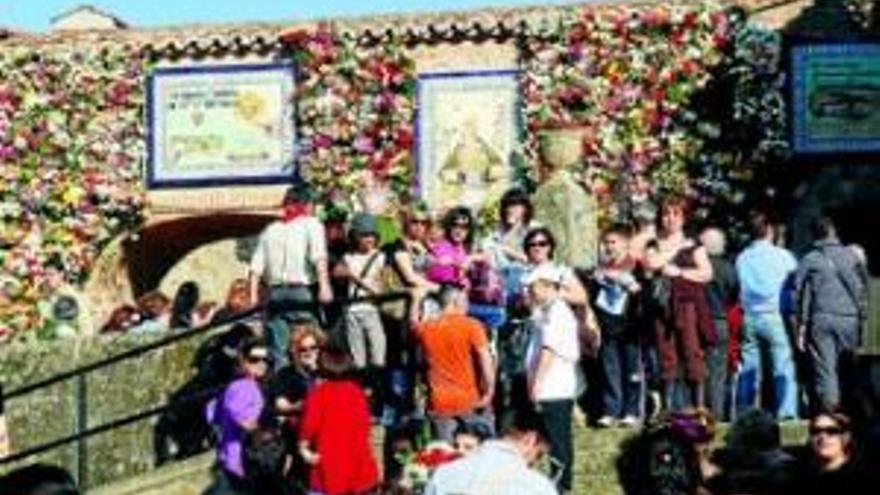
343,213,388,379
593,224,644,428
299,348,380,495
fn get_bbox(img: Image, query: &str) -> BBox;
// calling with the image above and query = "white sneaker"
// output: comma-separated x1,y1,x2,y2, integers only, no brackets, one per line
619,415,641,428
597,416,616,428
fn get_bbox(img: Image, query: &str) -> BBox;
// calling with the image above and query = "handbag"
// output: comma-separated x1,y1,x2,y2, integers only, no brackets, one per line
649,276,671,314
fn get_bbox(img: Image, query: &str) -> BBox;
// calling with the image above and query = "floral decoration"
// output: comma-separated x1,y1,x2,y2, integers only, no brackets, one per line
395,441,462,494
519,1,779,222
685,12,789,236
284,26,417,216
0,45,146,339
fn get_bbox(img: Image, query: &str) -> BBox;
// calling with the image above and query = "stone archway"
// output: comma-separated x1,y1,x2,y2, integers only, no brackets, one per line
83,213,275,327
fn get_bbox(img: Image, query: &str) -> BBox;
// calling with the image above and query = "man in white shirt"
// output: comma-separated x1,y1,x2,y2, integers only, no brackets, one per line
425,408,557,495
524,264,580,495
249,184,332,369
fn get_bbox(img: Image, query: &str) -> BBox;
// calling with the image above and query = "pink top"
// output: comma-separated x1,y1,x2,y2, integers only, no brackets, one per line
426,240,468,286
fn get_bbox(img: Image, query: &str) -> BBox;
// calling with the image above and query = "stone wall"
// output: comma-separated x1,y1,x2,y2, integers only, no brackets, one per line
0,329,222,489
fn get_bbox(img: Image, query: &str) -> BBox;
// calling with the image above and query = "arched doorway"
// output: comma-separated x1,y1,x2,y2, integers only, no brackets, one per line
83,213,274,327
124,213,275,296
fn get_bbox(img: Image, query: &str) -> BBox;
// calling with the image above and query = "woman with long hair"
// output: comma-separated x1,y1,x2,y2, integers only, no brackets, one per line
644,197,715,411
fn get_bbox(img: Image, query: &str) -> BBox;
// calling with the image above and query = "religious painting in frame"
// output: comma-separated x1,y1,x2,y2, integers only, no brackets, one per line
146,63,296,188
416,70,521,211
791,43,880,154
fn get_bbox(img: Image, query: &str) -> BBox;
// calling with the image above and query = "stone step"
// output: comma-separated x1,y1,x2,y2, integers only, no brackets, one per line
86,421,807,495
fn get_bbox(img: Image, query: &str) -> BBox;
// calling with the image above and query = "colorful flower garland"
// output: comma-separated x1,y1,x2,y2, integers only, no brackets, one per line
520,2,734,221
285,26,417,216
0,45,146,339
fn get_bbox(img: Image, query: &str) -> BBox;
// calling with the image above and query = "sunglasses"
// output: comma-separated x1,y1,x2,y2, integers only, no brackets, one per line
452,222,471,229
810,426,846,437
297,344,319,354
526,240,550,248
246,355,268,364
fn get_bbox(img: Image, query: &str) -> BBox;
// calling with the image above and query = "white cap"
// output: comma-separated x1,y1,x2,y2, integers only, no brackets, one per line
523,264,564,286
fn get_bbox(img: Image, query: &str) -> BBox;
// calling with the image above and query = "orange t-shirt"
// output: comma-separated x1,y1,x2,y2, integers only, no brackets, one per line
417,313,489,415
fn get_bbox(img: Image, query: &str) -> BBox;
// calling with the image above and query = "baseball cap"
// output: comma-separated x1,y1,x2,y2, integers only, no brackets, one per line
350,213,378,237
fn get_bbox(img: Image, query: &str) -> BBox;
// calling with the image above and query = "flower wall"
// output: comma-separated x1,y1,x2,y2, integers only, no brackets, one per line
0,1,788,340
521,2,732,219
0,45,146,339
287,27,417,214
288,2,787,226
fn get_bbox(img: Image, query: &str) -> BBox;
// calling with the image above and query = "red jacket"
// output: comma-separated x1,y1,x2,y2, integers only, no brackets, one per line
300,380,379,495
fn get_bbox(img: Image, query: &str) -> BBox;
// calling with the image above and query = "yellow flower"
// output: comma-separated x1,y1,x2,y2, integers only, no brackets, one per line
62,185,86,206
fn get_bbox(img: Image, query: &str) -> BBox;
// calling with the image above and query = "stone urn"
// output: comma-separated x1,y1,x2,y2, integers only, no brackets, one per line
532,127,599,269
538,127,585,176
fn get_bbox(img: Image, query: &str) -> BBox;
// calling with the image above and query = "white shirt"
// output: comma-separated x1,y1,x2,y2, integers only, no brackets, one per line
526,297,580,401
249,217,326,286
425,440,557,495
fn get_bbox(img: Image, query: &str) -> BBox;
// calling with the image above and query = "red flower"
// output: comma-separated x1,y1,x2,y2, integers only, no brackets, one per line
394,128,414,149
414,448,462,468
279,29,311,46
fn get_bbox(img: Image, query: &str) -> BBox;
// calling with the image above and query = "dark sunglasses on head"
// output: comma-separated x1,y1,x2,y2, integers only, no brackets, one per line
810,425,845,436
527,240,550,248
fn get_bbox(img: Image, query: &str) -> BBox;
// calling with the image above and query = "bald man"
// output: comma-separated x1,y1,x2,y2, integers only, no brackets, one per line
699,227,739,420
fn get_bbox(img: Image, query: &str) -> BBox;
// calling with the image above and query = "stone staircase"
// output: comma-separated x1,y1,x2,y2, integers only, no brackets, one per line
88,453,214,495
86,422,807,495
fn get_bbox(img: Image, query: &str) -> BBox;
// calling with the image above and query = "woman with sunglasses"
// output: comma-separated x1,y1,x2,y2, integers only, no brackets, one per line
205,335,270,494
426,206,506,334
482,189,539,303
793,412,868,494
426,207,482,288
521,227,588,306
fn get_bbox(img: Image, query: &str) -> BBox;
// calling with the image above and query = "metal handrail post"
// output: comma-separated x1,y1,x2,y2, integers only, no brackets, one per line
75,373,88,488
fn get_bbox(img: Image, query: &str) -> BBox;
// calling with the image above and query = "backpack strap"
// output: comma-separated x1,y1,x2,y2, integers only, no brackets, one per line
350,250,383,299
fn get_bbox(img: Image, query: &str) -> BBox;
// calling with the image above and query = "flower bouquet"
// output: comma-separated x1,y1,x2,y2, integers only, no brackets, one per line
395,441,462,494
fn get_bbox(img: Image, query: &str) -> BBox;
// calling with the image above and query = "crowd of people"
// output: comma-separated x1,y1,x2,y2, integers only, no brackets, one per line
85,181,877,494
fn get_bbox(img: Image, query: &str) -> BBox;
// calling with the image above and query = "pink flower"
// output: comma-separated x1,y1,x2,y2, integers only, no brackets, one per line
353,135,376,154
312,134,333,149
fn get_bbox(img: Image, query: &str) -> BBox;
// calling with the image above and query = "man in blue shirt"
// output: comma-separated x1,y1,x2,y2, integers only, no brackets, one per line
735,211,799,419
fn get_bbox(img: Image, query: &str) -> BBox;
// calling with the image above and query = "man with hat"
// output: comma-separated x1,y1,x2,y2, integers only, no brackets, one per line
249,183,332,370
524,263,581,495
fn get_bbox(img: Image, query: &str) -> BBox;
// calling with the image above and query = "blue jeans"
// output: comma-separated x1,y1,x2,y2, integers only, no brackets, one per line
265,285,316,370
736,312,798,419
598,312,643,419
706,318,730,420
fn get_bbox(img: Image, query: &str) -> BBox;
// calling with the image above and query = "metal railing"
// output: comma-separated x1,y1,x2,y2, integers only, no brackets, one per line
0,290,411,488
